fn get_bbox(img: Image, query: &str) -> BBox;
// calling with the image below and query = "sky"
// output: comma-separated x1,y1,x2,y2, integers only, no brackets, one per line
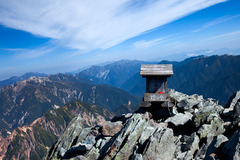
0,0,240,80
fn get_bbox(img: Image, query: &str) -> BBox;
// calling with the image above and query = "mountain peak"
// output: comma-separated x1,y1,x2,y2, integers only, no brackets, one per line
0,72,47,87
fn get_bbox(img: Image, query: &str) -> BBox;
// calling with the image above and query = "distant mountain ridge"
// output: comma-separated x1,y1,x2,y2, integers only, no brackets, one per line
120,55,240,105
0,72,47,87
120,56,204,96
77,60,152,88
168,54,240,104
77,55,240,105
0,100,114,160
0,73,140,138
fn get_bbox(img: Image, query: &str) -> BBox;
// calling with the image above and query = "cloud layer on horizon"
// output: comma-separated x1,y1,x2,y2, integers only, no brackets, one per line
0,0,227,53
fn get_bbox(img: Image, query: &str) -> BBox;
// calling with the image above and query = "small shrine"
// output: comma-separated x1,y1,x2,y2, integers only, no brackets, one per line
140,64,173,107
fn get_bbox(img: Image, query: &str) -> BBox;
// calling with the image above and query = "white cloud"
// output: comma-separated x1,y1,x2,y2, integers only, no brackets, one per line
192,15,240,32
204,50,214,53
0,0,227,53
134,38,164,48
187,53,198,57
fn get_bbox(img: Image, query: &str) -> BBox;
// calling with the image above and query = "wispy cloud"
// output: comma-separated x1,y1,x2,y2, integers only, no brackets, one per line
134,38,164,48
206,30,240,40
14,46,55,59
203,50,214,53
192,15,240,32
0,0,227,53
187,53,198,57
0,48,26,52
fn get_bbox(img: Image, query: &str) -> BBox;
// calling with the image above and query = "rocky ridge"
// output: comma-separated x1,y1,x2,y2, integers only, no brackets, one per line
46,90,240,160
0,101,114,160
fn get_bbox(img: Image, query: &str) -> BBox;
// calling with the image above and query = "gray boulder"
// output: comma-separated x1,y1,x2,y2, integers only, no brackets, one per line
105,114,149,160
165,112,193,126
142,128,176,160
197,113,225,142
101,121,123,137
176,132,200,160
194,102,223,128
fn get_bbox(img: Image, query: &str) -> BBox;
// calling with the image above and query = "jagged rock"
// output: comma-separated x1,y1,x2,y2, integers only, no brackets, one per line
142,128,176,160
98,137,111,149
131,153,143,160
214,134,228,148
71,155,88,160
161,101,174,108
176,132,200,160
101,121,123,137
85,147,100,160
64,143,92,157
61,135,96,159
165,112,193,126
104,114,148,159
221,129,240,160
54,116,85,158
170,90,203,105
111,113,132,123
233,101,240,120
169,90,188,102
59,147,67,157
95,138,102,148
204,134,228,160
180,135,190,142
197,113,225,142
223,91,240,114
46,90,240,160
46,115,91,159
82,136,96,146
181,132,199,152
194,101,223,128
222,100,240,141
138,126,155,145
177,96,201,112
75,127,92,144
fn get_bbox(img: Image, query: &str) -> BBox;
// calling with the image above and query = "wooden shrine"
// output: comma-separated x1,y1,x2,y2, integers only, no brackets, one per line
140,64,173,103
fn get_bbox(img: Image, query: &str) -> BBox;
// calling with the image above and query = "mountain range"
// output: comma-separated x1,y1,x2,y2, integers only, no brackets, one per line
0,72,47,87
0,100,114,160
77,55,240,105
0,73,140,138
77,60,151,88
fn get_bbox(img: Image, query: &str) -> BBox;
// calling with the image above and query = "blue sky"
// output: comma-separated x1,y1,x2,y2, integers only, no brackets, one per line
0,0,240,80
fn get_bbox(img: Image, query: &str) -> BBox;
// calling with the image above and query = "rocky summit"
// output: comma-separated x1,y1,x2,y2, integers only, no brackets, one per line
46,90,240,160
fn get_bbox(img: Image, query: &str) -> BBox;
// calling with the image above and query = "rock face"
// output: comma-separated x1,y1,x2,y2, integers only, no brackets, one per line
46,90,240,160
